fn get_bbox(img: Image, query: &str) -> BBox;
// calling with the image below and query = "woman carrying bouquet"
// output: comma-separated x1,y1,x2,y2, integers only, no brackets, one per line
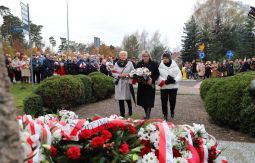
136,51,159,119
157,51,182,121
112,51,134,117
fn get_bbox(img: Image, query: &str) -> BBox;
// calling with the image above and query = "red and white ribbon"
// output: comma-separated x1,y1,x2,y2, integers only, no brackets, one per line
197,138,208,163
157,122,174,163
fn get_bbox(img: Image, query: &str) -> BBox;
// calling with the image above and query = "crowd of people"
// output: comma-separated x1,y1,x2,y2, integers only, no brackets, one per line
6,50,255,121
181,58,255,80
4,51,127,84
4,50,182,121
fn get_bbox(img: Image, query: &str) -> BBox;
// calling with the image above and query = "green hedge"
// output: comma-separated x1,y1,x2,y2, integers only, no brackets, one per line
35,75,85,112
240,86,255,136
200,78,219,100
25,73,114,114
23,94,43,116
202,71,255,136
90,74,114,101
74,75,93,104
88,71,104,77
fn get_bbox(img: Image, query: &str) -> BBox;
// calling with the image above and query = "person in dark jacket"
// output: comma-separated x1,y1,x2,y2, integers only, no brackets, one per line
44,54,55,78
32,55,42,83
204,62,211,79
136,51,160,119
64,57,77,75
76,55,87,75
100,59,111,76
191,60,197,79
226,61,234,76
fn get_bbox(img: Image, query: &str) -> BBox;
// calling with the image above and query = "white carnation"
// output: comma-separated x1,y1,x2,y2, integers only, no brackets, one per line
138,128,150,140
150,131,160,149
142,152,159,163
174,157,188,163
146,124,157,132
180,151,192,159
193,123,208,138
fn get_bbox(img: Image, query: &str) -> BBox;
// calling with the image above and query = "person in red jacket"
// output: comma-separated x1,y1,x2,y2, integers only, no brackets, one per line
56,62,65,76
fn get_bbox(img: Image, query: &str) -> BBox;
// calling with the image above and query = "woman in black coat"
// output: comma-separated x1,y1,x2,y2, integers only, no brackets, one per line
136,51,160,119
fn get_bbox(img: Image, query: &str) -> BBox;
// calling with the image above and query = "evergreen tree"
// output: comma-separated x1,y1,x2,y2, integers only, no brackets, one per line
122,34,139,58
238,18,255,58
209,15,225,60
198,22,212,61
181,16,200,62
151,44,166,61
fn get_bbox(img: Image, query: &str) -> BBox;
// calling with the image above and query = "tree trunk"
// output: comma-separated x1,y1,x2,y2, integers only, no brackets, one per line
0,50,22,161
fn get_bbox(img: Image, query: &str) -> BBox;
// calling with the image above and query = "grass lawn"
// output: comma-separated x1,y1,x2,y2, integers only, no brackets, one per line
10,83,36,110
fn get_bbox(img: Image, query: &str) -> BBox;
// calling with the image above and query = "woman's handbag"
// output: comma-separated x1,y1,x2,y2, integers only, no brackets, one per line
113,65,128,85
113,78,119,85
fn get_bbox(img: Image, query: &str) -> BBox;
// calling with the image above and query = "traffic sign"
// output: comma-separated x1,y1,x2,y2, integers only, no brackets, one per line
226,50,234,59
199,52,205,59
199,43,205,52
20,2,29,25
10,26,23,33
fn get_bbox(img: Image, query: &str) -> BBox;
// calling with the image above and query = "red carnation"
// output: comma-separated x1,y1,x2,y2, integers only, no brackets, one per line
173,147,181,157
66,146,80,160
119,142,129,154
155,150,159,159
141,146,152,157
92,115,102,121
91,136,105,148
209,145,218,160
50,145,57,157
101,130,112,142
128,124,136,134
79,129,93,140
141,140,150,147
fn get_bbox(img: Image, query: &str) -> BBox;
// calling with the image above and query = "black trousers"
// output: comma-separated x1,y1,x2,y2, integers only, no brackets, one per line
14,70,21,82
160,89,178,115
33,70,41,83
118,100,132,117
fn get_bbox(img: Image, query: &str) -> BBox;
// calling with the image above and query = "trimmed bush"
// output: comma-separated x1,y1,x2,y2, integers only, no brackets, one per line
200,78,219,100
35,75,85,112
74,75,93,104
88,71,104,77
90,74,114,101
240,86,255,136
203,72,255,135
23,94,43,116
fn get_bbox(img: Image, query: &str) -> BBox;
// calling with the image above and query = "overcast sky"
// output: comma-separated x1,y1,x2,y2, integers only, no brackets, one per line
0,0,254,51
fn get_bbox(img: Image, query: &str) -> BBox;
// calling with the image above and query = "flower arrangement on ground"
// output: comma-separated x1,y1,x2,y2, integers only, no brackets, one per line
18,111,227,163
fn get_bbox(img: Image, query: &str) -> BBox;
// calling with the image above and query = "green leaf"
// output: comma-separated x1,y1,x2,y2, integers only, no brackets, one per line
130,146,142,153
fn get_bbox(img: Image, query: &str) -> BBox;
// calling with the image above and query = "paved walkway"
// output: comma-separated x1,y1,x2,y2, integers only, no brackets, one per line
75,80,255,162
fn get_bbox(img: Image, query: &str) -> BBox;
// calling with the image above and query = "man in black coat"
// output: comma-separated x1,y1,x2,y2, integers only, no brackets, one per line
136,51,160,119
44,54,55,78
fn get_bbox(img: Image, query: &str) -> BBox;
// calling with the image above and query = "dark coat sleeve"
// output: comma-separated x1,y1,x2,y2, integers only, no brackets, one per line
100,65,109,75
150,62,160,83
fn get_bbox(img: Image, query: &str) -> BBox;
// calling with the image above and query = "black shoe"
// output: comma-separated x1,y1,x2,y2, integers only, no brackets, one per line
146,108,151,119
163,114,168,121
171,113,174,118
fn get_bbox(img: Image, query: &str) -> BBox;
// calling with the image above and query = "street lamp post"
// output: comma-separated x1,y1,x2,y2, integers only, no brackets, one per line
66,0,70,54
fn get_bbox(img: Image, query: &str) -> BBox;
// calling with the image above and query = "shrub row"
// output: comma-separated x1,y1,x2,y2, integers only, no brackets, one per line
23,73,114,116
201,71,255,136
